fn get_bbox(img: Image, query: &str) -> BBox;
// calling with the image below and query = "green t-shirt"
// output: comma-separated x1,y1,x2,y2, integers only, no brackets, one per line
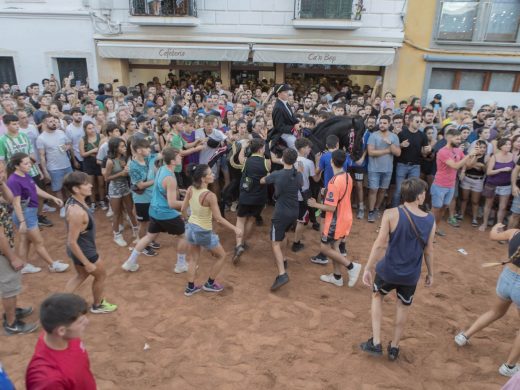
0,132,40,177
170,132,186,173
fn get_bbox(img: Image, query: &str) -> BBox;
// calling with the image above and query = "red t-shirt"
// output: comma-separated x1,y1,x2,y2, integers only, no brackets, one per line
433,146,464,188
26,333,96,390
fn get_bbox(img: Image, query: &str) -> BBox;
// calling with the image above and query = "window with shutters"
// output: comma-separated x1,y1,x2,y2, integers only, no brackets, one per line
0,57,17,86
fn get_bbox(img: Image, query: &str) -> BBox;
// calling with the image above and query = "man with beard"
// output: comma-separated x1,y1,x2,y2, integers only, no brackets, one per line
303,96,314,115
268,84,300,151
431,128,477,237
65,108,85,171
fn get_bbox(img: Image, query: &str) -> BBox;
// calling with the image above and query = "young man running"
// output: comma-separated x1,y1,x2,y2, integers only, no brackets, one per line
360,177,435,360
308,150,361,288
26,293,96,389
64,172,117,314
122,147,187,273
261,148,303,291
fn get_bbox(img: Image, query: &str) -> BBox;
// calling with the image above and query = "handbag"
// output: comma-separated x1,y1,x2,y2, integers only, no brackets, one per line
241,161,253,192
399,205,427,249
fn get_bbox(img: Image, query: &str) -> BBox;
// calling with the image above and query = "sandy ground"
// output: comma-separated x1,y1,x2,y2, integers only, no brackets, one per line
1,207,516,390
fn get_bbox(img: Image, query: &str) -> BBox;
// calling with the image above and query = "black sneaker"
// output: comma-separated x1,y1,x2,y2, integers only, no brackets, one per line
149,241,161,249
38,215,53,227
339,242,347,257
4,319,38,335
2,307,33,323
387,342,400,361
310,253,328,265
232,244,245,265
291,241,304,252
367,211,376,223
142,246,158,257
270,273,289,291
360,337,383,356
311,222,320,231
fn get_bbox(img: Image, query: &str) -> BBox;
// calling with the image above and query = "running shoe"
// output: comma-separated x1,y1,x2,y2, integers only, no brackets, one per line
59,207,66,218
471,219,479,227
435,229,446,237
113,233,127,247
339,242,347,257
2,307,33,323
99,200,108,211
356,207,365,220
319,273,344,287
203,281,224,293
21,263,42,274
447,216,460,228
360,338,383,356
48,261,69,273
90,202,96,212
347,262,362,287
174,263,189,274
291,241,304,252
149,241,161,249
367,210,376,223
42,204,56,213
121,260,139,272
232,244,245,265
310,253,328,265
270,273,289,291
387,343,400,361
90,299,117,314
37,215,53,227
184,285,202,296
106,207,114,218
3,319,38,335
311,222,320,231
499,363,520,377
454,332,469,346
142,246,157,257
455,213,463,220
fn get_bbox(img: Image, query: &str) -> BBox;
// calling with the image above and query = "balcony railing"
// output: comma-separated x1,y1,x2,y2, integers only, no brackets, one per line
130,0,197,17
294,0,354,19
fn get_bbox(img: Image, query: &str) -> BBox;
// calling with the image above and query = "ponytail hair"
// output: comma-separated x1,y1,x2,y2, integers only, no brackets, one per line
187,163,209,189
7,152,29,176
482,243,520,268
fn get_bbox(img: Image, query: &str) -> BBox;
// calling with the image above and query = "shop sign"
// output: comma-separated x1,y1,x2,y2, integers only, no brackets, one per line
307,52,337,64
158,48,186,58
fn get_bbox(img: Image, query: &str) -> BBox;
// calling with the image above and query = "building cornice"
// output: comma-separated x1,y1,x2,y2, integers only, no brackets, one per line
0,8,90,20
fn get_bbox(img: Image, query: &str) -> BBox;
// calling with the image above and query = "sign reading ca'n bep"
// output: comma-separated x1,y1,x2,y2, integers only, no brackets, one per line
307,52,337,64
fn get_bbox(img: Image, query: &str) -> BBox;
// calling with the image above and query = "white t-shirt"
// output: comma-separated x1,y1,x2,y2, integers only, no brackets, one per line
195,128,227,164
65,123,85,161
36,130,72,171
296,155,315,201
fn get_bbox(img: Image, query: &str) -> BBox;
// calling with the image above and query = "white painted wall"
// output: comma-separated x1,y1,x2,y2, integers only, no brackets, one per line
427,89,520,110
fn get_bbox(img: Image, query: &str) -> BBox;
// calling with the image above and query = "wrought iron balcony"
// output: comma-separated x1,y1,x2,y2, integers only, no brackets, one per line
129,0,197,17
294,0,354,20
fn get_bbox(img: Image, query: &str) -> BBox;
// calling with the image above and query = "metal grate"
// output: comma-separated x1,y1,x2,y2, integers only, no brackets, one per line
297,0,353,19
130,0,196,16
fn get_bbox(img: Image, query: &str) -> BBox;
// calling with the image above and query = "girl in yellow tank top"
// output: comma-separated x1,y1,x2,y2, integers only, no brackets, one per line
181,164,242,296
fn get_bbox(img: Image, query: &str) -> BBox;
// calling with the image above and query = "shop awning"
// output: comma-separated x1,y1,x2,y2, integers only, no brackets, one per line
253,44,395,66
96,41,250,62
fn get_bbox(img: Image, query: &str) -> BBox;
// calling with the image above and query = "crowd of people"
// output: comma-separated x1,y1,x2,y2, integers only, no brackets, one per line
0,72,519,388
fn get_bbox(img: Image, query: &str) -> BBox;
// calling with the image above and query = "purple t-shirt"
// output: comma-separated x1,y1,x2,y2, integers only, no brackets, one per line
7,173,38,208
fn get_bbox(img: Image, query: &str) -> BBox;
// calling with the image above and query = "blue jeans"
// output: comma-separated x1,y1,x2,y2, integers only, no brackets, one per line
392,163,421,207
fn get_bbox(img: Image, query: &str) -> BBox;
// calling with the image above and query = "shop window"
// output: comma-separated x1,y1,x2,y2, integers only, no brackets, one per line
0,57,17,85
297,0,353,19
130,0,196,16
57,58,88,85
437,0,520,43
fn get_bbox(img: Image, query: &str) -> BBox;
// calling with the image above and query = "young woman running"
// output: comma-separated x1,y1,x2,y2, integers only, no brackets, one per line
181,164,242,296
79,121,106,211
104,137,138,247
455,223,520,377
7,153,69,273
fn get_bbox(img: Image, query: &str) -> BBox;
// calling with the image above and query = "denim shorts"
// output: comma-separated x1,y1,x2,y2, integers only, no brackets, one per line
185,222,219,250
368,171,392,190
496,267,520,308
512,194,520,215
430,183,455,208
49,166,73,192
12,207,39,230
482,184,512,198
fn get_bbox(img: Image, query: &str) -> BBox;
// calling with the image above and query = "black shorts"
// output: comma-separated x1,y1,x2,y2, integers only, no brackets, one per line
237,203,264,218
297,201,309,223
270,218,295,242
71,253,99,267
83,157,102,176
373,274,417,306
135,203,150,222
148,216,185,236
348,166,366,181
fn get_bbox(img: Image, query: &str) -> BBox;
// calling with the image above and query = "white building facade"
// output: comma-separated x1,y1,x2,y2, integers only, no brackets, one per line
0,0,406,90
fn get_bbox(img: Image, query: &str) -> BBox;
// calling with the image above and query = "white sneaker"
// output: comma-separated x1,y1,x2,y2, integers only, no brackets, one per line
320,273,344,287
99,201,108,211
42,204,56,213
499,363,520,377
230,201,238,212
174,263,189,274
122,261,139,272
113,233,127,247
106,207,113,218
347,262,362,287
49,260,69,273
59,207,66,218
21,263,42,274
454,332,469,347
90,203,96,212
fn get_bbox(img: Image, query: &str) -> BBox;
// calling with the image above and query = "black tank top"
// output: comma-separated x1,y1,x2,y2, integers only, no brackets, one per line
65,197,97,260
508,231,520,267
465,155,486,178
